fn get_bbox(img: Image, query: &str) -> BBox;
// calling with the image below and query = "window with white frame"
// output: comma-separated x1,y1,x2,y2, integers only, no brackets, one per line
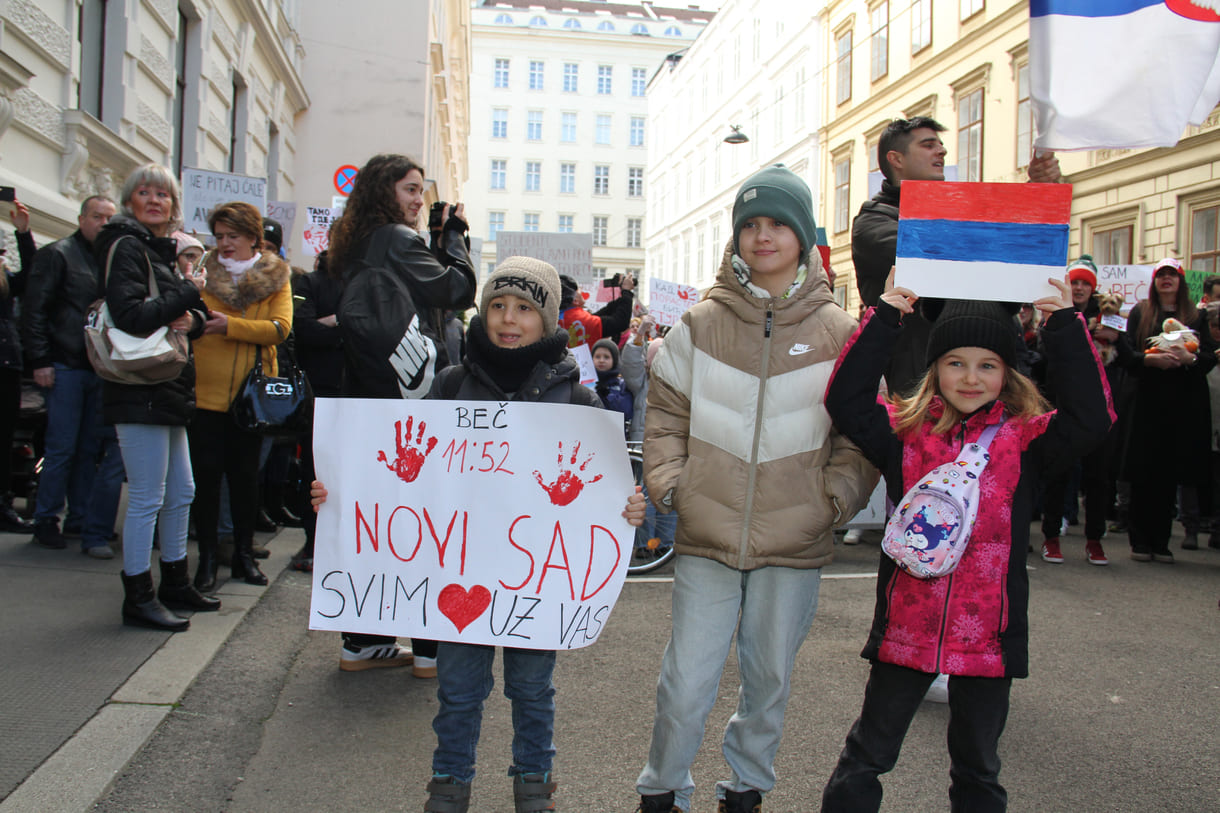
870,2,889,81
628,167,643,197
492,108,508,139
530,15,547,26
489,212,505,240
525,161,541,191
494,13,513,24
558,214,574,233
597,65,612,95
490,159,506,190
523,213,540,231
1091,224,1134,266
593,216,608,246
594,165,609,195
912,0,932,54
957,87,984,182
598,20,615,31
529,60,544,90
561,112,577,142
563,63,578,92
527,110,543,141
665,25,682,36
961,0,984,20
630,117,645,146
631,23,649,35
834,155,851,234
627,218,642,248
1016,62,1033,169
560,163,576,193
836,30,852,105
564,18,581,30
494,58,509,88
631,67,647,97
1189,199,1220,274
596,114,612,145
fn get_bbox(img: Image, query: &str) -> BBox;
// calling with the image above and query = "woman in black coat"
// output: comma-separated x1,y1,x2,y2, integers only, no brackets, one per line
95,164,218,631
0,201,35,532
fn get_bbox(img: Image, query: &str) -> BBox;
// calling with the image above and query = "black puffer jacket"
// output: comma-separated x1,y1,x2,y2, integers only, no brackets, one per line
0,230,35,371
21,230,102,370
292,270,344,397
93,215,206,426
851,179,931,397
429,318,601,411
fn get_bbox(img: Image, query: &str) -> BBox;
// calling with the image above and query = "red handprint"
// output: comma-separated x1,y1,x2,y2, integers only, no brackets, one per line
533,441,603,506
377,416,438,483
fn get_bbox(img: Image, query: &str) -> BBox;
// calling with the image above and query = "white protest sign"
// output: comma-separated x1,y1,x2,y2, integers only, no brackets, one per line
648,278,700,327
181,168,267,234
569,342,596,387
496,232,594,288
1097,265,1153,316
266,201,297,246
302,206,338,256
1101,313,1127,331
310,398,636,649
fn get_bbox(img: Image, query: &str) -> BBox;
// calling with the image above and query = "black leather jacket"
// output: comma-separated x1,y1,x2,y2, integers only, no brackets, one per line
21,231,102,370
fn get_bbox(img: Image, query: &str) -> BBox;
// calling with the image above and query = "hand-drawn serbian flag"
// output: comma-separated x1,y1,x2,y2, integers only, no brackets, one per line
895,182,1074,303
1030,1,1220,150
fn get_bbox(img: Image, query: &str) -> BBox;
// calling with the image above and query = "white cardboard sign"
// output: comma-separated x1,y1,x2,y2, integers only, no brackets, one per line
496,232,593,288
310,398,636,649
1097,265,1153,316
181,168,267,234
302,206,338,257
648,278,700,327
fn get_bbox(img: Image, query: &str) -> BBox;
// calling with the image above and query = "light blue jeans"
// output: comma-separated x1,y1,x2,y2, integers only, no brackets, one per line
115,424,194,576
636,555,822,810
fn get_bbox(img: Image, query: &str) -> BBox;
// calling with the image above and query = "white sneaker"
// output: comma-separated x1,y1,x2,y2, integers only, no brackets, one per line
413,655,438,679
339,642,413,672
924,673,949,704
1061,519,1070,536
844,529,862,545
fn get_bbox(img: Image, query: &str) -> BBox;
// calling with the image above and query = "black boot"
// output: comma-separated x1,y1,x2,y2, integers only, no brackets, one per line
158,557,221,612
255,507,279,533
265,483,303,528
121,570,189,631
231,537,268,585
0,493,33,532
718,789,762,813
194,538,219,592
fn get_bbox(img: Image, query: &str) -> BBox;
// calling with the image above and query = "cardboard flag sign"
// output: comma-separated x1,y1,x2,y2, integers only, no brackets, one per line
895,182,1073,303
1030,0,1220,150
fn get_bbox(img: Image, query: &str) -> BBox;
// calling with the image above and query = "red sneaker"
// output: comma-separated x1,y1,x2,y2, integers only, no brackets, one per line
1041,538,1064,563
1085,539,1108,566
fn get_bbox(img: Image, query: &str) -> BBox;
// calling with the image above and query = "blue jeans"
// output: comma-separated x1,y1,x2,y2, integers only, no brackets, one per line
82,429,124,550
35,365,123,544
115,424,194,576
637,556,822,810
432,642,557,784
637,485,677,549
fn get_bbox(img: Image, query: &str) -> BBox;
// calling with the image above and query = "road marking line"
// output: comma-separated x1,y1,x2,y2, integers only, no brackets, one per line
627,571,878,584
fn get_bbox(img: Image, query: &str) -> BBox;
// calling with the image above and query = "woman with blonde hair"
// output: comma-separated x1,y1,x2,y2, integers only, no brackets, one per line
190,200,292,591
94,163,216,630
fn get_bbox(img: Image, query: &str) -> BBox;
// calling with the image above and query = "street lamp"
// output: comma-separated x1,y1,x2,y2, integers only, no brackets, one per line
723,125,749,145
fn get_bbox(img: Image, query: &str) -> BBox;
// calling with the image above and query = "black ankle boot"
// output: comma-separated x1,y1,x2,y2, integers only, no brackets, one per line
121,570,189,631
255,508,279,532
194,540,219,592
231,538,268,585
158,557,221,612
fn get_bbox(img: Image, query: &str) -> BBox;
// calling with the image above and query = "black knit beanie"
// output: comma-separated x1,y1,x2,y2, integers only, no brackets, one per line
732,164,816,258
925,299,1019,369
592,338,620,369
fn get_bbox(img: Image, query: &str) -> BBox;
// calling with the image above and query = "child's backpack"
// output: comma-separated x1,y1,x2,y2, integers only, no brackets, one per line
881,421,1003,579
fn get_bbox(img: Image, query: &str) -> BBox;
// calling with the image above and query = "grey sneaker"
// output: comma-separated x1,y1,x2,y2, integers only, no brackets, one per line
425,775,471,813
83,545,115,560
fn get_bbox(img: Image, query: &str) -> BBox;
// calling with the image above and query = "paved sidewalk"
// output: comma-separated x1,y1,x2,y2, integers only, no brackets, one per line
0,524,301,811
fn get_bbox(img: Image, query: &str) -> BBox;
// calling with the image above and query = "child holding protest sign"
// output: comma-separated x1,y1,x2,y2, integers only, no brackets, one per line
635,165,876,813
819,275,1113,812
313,256,645,813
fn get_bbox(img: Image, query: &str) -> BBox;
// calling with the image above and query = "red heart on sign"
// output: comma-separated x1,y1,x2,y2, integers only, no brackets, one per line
438,584,492,633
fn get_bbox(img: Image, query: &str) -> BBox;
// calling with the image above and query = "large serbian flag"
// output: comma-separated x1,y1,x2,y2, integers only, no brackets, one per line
895,182,1073,303
1030,0,1220,150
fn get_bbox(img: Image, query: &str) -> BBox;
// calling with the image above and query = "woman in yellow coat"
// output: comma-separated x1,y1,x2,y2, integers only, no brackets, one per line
190,201,292,591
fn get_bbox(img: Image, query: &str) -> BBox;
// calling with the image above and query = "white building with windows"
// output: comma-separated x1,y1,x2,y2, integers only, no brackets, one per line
644,2,823,303
463,0,711,290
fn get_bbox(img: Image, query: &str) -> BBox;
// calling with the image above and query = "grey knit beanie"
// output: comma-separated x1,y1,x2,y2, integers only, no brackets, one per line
480,256,562,334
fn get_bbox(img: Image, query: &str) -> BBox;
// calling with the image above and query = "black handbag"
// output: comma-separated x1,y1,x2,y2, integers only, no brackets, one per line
230,342,313,437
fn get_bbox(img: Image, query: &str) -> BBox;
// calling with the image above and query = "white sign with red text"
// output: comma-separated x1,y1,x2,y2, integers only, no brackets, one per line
310,398,635,650
648,278,700,327
1097,265,1152,317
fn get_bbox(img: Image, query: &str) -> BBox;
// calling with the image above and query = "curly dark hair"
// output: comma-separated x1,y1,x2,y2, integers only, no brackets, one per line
327,154,424,279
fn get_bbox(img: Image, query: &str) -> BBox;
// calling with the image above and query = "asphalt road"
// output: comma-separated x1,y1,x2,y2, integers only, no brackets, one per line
95,527,1220,812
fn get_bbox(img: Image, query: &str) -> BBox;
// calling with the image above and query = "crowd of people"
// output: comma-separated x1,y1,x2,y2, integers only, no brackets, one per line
1,115,1217,813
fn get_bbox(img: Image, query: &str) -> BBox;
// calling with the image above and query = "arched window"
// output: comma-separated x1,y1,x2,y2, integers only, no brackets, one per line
564,18,582,29
494,13,513,24
597,20,616,32
664,25,683,36
530,15,548,26
631,23,649,35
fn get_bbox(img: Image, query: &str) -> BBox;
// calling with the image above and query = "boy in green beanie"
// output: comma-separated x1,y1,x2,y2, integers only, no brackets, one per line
634,165,876,813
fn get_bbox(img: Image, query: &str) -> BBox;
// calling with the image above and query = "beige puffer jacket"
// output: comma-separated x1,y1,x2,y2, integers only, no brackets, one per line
644,247,878,571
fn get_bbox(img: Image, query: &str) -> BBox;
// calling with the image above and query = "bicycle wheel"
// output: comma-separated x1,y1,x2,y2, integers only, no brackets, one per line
626,446,676,575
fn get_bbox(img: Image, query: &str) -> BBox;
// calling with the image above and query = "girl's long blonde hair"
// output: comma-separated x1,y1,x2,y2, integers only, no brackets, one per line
891,359,1051,436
